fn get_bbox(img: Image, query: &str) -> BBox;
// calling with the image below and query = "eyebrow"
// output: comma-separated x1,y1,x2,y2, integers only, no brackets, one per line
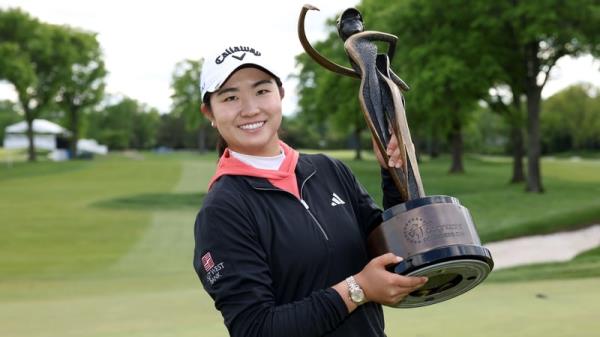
215,79,274,96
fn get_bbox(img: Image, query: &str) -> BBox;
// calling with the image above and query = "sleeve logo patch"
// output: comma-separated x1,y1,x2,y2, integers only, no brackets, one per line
201,252,215,272
201,252,225,285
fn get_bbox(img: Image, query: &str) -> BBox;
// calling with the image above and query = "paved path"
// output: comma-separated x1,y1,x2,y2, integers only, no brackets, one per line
484,224,600,269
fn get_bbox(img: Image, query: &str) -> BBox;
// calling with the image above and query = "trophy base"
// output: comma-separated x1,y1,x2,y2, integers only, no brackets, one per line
391,245,492,308
368,195,494,308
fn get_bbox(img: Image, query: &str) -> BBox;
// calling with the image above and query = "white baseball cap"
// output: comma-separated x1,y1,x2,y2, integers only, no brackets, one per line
200,44,282,102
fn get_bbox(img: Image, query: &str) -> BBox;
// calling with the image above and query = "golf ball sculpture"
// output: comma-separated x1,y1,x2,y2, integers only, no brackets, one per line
299,4,494,308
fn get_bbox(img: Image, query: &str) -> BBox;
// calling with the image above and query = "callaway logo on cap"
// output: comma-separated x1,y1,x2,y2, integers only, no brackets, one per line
200,44,282,101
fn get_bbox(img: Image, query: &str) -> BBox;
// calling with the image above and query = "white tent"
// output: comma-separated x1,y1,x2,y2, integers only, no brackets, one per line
5,119,69,134
3,119,108,160
77,138,108,155
3,119,70,151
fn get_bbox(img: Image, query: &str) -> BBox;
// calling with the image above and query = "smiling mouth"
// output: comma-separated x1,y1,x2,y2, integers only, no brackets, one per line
239,121,265,130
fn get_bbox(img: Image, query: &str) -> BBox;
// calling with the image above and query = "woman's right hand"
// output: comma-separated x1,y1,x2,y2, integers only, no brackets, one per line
354,253,427,306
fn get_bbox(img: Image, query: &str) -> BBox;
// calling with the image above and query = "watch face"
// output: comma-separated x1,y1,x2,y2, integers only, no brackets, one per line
351,288,365,303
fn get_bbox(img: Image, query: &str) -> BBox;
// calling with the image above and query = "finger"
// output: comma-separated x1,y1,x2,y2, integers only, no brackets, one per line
391,148,402,168
394,275,428,288
373,253,403,267
386,137,398,156
373,138,389,168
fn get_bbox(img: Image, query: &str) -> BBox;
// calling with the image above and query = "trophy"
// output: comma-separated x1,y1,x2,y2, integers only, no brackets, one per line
298,5,494,308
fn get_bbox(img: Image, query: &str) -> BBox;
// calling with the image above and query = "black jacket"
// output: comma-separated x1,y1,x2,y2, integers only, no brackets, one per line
193,153,400,337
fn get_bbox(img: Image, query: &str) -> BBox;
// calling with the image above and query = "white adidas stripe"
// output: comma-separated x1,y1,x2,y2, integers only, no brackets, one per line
331,193,346,206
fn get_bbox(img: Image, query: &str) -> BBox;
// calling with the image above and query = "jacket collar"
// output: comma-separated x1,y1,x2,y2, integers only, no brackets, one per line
244,154,316,191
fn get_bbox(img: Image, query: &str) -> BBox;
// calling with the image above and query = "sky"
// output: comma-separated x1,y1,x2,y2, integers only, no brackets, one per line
1,0,599,116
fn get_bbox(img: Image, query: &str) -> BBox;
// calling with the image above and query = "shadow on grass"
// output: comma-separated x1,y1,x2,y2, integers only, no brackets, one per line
93,192,206,210
0,160,91,181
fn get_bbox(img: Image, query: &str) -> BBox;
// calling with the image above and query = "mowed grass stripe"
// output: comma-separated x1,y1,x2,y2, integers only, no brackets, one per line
101,159,214,278
383,277,600,337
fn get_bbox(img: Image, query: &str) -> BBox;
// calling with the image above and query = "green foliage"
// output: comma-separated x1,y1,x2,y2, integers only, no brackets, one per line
0,8,108,161
170,59,203,128
155,112,216,150
0,99,22,143
86,96,159,150
0,9,38,96
170,59,212,152
463,105,509,155
55,28,107,155
542,83,600,152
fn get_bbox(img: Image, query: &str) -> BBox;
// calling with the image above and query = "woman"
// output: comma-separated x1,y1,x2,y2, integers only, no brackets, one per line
193,43,427,337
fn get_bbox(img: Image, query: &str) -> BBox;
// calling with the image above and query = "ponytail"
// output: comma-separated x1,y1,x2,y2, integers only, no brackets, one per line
216,134,228,158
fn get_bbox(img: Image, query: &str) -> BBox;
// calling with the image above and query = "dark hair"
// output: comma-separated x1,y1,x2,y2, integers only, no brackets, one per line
202,95,229,158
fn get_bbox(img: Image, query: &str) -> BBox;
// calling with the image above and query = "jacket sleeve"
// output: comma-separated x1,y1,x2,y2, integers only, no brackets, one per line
381,166,403,209
193,195,348,337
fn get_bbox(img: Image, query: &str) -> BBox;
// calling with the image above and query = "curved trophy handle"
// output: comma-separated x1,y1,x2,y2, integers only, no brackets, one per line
298,5,424,201
298,4,359,79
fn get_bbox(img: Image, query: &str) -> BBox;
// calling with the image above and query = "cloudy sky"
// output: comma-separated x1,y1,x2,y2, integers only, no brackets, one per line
1,0,598,116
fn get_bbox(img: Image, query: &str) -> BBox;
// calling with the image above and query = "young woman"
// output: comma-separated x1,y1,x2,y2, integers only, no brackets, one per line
193,43,427,337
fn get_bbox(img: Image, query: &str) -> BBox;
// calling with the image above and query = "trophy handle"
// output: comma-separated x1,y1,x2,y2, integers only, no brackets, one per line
297,4,360,79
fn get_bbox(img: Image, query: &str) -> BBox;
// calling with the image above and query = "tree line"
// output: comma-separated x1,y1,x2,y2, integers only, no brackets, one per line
294,0,599,192
1,1,599,194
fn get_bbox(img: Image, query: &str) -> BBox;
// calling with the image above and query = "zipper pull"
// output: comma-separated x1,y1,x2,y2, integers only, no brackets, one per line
300,199,309,209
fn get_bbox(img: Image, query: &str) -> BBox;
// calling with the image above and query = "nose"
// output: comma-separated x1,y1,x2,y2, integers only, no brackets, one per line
239,96,260,117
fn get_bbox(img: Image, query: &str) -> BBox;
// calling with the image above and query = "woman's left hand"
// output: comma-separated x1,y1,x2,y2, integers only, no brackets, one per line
372,135,402,169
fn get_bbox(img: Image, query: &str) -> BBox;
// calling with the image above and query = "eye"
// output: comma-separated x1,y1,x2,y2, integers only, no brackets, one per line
256,89,271,96
222,95,238,102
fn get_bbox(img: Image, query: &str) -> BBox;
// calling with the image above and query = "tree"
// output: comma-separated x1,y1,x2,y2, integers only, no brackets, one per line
155,112,211,150
0,9,101,161
542,83,600,152
0,99,22,143
484,86,527,183
131,107,160,150
358,0,499,173
87,96,158,150
170,59,210,152
477,0,600,192
0,9,43,161
55,28,106,158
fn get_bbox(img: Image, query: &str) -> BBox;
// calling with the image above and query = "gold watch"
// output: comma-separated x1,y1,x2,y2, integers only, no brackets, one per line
346,275,365,304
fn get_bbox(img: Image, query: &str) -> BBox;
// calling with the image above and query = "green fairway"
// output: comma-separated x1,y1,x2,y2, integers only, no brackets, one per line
1,151,599,336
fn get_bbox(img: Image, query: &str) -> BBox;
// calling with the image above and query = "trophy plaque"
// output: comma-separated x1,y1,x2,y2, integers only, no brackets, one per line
299,5,494,308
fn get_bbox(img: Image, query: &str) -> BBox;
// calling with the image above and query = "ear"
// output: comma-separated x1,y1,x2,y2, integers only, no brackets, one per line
201,103,214,122
278,86,285,99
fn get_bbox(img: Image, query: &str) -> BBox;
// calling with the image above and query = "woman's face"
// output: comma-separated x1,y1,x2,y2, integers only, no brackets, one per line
202,67,284,157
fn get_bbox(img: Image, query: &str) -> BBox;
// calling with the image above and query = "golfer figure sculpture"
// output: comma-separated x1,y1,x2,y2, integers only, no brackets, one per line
299,5,494,308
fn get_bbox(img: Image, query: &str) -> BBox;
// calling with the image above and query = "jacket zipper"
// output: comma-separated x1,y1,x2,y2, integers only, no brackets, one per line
253,171,329,241
298,171,329,240
299,198,329,240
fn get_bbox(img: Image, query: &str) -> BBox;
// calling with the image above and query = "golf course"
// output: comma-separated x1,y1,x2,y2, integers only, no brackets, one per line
1,151,599,337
